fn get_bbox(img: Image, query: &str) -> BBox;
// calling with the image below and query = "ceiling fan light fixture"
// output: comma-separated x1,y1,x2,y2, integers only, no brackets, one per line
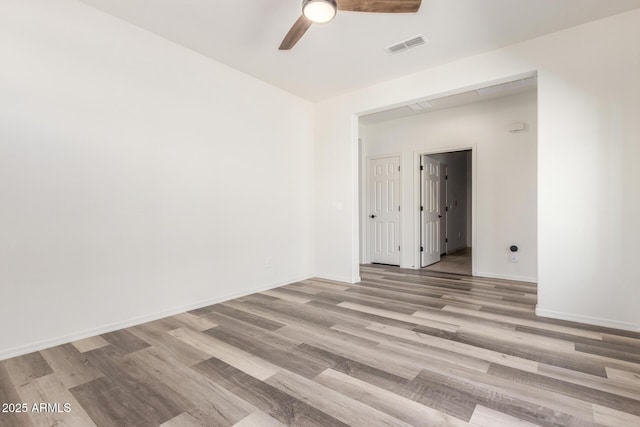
303,0,337,24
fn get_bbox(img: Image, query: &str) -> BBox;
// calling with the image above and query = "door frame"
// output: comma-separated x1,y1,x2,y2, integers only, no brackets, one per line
439,162,448,256
413,145,476,275
363,153,402,265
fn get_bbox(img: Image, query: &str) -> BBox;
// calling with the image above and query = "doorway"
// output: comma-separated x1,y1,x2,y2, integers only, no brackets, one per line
420,150,472,275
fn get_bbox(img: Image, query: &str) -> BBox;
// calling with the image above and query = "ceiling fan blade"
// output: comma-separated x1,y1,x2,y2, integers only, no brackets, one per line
279,15,313,50
337,0,421,13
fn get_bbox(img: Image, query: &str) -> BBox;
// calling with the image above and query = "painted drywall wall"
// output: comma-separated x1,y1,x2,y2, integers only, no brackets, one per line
314,10,640,331
360,92,537,281
0,0,314,359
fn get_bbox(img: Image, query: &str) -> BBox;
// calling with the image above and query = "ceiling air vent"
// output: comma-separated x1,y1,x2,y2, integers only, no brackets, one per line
386,43,408,55
407,101,433,111
385,35,427,56
404,36,426,48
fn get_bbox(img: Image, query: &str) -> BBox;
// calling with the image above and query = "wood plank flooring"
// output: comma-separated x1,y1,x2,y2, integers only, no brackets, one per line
1,264,640,426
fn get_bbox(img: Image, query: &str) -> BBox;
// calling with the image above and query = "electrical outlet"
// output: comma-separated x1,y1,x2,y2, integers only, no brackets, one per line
510,253,518,263
265,257,273,268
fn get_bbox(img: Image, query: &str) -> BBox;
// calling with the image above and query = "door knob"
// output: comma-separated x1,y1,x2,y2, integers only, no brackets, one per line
370,215,376,219
438,215,442,218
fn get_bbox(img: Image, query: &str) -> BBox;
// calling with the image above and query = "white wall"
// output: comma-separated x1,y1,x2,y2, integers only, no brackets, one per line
0,0,314,359
360,92,537,281
314,10,640,331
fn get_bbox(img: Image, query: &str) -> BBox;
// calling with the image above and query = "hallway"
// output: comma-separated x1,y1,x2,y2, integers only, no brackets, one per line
424,247,472,276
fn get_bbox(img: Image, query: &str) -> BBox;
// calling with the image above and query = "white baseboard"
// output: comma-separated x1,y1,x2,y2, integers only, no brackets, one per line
0,275,312,362
475,271,537,283
536,307,640,332
313,274,359,284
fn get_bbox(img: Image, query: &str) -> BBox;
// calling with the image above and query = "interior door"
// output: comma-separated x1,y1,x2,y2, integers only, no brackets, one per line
421,156,441,267
439,163,448,255
368,156,400,265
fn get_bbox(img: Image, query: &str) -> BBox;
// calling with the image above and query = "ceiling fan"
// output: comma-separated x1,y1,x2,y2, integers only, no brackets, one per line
280,0,422,50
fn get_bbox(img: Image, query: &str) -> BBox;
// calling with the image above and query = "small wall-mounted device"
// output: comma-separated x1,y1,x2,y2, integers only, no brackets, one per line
508,122,527,133
509,245,518,263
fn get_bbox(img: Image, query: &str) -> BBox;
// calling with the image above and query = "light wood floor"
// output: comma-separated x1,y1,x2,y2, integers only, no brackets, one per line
1,265,640,426
424,247,472,276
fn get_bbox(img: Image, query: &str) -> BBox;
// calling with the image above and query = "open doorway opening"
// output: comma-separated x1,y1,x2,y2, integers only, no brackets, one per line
421,150,472,275
358,74,537,284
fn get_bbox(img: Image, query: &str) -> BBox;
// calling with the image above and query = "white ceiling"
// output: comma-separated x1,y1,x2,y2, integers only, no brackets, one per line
77,0,640,101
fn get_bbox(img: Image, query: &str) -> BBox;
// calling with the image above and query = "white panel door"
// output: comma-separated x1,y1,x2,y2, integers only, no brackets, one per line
421,156,441,267
368,156,400,265
439,164,448,255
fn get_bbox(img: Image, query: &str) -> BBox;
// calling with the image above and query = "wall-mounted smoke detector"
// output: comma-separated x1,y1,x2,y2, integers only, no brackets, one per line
385,35,427,56
508,122,528,133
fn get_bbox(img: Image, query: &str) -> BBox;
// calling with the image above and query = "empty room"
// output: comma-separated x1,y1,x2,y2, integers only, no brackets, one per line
1,1,639,426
